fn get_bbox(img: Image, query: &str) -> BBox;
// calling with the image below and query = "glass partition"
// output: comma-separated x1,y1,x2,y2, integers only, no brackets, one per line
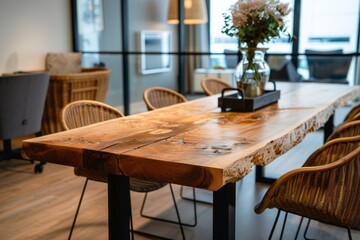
72,0,360,113
298,0,359,83
209,0,360,84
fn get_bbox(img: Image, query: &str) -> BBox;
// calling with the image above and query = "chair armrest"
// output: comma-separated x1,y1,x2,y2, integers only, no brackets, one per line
254,136,360,214
303,135,360,166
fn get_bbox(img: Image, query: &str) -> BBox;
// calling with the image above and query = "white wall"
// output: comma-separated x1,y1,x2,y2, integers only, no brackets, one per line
0,0,72,74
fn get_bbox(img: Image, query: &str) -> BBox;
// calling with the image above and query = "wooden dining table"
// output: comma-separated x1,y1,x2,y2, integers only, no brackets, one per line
21,82,360,239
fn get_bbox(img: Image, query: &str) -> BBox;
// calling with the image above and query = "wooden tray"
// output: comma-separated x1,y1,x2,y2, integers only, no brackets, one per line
218,81,280,112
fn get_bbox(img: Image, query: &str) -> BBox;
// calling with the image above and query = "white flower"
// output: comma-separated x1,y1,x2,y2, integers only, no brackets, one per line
277,3,291,16
222,0,292,47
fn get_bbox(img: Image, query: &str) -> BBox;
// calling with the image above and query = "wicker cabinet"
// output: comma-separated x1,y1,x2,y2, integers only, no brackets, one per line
41,67,111,135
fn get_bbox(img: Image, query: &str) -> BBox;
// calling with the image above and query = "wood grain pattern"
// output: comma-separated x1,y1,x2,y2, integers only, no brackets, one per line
22,82,360,191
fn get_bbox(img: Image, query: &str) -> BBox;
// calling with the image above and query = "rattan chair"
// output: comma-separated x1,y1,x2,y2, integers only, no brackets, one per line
298,119,360,239
200,77,232,96
143,87,187,111
346,112,360,123
305,49,352,84
60,100,190,240
343,102,360,123
255,136,360,240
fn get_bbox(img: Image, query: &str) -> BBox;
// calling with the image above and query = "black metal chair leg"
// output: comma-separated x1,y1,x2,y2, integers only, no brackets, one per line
190,187,197,227
135,184,187,239
304,218,352,240
270,213,352,240
268,209,281,240
303,218,314,240
176,187,197,227
131,230,173,240
347,228,352,240
294,216,304,240
169,184,186,240
180,186,212,205
130,190,171,240
140,191,149,216
68,178,89,240
34,162,46,173
140,184,197,227
33,132,46,173
279,211,288,240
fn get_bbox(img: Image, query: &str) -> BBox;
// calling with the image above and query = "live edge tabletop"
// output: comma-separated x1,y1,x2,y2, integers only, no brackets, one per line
22,82,359,191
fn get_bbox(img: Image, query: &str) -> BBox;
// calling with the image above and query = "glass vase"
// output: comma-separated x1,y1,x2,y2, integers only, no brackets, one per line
234,48,270,97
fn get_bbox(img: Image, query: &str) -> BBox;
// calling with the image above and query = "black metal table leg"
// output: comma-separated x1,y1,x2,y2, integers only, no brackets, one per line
213,182,236,240
255,165,276,184
324,114,334,143
108,174,130,240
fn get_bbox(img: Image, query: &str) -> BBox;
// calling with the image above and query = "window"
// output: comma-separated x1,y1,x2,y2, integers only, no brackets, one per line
209,0,360,84
209,0,294,69
209,0,239,68
298,0,359,82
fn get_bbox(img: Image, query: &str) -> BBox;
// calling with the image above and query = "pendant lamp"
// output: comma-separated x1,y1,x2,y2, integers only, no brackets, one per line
167,0,208,25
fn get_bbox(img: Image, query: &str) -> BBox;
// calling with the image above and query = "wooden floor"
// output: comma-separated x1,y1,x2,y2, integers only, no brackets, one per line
1,107,359,240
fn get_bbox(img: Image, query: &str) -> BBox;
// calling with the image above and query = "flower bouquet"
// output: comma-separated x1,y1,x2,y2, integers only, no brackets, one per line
222,0,292,96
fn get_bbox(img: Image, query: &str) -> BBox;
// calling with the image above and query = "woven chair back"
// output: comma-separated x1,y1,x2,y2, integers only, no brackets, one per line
344,102,360,123
143,87,187,111
200,77,232,96
60,100,123,130
327,120,360,142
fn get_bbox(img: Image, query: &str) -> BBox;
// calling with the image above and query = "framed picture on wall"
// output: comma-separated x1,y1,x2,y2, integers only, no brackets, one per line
77,0,104,34
137,31,172,75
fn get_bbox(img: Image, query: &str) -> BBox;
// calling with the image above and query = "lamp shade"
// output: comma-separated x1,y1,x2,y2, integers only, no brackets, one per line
168,0,208,25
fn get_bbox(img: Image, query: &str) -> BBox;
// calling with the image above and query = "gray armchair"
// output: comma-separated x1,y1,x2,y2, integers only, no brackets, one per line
305,49,352,84
0,72,49,172
268,56,304,82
